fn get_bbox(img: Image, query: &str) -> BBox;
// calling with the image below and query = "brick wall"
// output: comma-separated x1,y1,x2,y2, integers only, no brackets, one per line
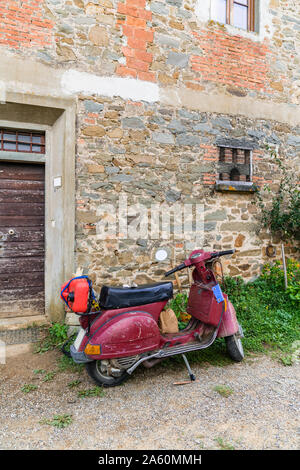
0,0,53,48
116,0,155,82
191,28,270,92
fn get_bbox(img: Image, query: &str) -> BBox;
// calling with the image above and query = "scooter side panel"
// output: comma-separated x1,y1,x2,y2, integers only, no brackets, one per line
84,311,161,359
80,300,167,335
217,299,239,337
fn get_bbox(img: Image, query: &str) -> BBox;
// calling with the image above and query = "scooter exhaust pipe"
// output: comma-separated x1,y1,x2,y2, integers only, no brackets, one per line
142,358,164,368
127,351,161,374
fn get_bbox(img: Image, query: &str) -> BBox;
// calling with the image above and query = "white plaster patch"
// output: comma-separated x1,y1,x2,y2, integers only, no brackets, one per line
61,70,159,103
195,0,274,42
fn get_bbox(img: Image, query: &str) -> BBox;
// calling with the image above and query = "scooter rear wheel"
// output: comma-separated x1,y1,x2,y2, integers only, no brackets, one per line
86,360,130,387
225,330,244,362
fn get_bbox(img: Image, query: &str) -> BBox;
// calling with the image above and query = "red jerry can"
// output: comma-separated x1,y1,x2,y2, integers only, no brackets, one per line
61,277,90,313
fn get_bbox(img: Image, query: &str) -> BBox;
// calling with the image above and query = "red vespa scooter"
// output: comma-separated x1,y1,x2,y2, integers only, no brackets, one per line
61,249,244,387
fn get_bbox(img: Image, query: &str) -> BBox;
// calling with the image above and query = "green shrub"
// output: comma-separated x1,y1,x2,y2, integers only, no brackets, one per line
260,259,300,303
253,147,300,243
222,259,300,353
168,292,189,330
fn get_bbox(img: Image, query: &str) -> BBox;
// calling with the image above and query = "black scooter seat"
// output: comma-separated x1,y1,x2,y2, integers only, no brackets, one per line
99,282,173,310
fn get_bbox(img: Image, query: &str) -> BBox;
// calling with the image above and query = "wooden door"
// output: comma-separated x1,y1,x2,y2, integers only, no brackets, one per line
0,162,45,318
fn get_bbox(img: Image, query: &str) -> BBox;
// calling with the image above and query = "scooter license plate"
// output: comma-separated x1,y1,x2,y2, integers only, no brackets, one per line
74,328,86,351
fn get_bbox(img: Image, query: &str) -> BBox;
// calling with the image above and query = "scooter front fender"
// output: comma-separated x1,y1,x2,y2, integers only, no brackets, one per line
217,299,239,338
85,310,161,360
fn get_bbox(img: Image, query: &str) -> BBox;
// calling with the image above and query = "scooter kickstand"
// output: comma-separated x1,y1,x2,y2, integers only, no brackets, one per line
173,354,198,385
182,354,196,382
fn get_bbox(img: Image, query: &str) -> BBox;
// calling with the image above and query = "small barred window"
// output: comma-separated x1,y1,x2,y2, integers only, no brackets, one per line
218,147,251,182
0,129,45,154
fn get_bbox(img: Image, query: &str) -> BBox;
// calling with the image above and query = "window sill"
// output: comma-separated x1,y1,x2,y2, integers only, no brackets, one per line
215,181,256,193
224,23,258,39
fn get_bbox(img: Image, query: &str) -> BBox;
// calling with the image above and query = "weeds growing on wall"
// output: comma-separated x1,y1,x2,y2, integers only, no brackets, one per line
253,146,300,243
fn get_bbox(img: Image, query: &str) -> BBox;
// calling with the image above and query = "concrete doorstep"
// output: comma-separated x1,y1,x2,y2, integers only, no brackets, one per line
0,315,49,331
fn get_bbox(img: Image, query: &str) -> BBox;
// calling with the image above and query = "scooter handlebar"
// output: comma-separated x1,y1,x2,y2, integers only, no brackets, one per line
164,263,186,277
210,249,235,258
164,250,235,277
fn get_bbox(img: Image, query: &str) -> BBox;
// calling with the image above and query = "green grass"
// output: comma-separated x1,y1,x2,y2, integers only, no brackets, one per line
279,355,293,366
215,437,235,450
33,369,46,375
21,384,38,394
41,414,73,429
157,339,233,369
42,371,56,382
77,387,105,398
213,385,234,397
67,379,81,388
56,355,84,374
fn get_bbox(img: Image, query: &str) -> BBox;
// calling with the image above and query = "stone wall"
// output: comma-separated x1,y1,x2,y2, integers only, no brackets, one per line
75,95,299,288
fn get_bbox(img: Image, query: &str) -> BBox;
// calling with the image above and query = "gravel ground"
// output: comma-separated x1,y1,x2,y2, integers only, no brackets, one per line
0,349,299,450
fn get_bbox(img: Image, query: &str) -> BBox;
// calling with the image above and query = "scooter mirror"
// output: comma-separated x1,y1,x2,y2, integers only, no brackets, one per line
155,249,168,262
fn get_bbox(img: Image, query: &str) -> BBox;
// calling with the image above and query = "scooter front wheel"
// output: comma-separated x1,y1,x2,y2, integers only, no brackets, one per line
225,331,244,362
86,360,130,387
